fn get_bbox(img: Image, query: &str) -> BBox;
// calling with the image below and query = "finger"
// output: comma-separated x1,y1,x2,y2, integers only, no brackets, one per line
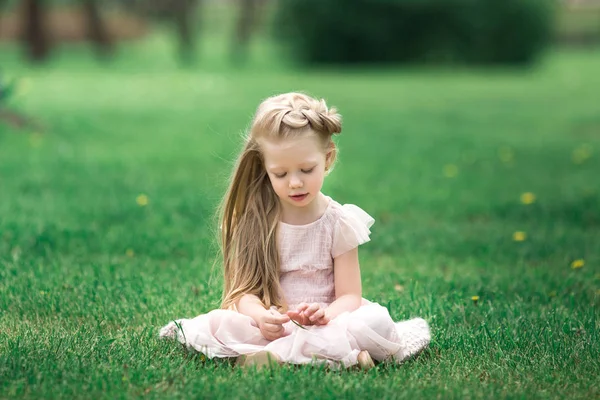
286,311,300,320
287,311,308,325
295,303,309,312
266,314,290,324
272,326,289,339
262,323,284,333
304,303,320,317
309,308,325,322
315,315,330,325
264,332,281,341
265,321,284,330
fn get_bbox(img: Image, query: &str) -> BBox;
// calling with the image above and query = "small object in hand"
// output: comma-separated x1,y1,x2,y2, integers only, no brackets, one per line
290,319,307,330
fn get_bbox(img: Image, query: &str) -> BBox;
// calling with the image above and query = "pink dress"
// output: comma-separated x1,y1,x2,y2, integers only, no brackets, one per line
160,197,431,367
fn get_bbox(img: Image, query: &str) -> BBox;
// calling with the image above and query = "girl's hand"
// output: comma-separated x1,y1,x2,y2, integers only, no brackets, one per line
257,309,290,341
286,302,330,326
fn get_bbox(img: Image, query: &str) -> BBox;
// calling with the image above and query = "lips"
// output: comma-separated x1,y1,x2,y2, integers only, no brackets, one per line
289,193,308,202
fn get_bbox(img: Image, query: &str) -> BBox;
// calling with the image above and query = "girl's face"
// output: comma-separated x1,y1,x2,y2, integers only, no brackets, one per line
261,134,331,212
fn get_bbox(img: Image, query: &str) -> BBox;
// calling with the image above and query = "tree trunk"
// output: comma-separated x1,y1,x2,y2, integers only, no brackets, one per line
22,0,49,62
232,0,266,63
83,0,113,58
173,0,200,64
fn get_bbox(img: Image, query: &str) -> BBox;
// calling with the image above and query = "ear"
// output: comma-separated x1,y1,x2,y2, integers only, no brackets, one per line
324,142,336,171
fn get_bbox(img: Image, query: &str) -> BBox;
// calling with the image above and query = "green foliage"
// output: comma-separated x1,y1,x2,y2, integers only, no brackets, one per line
276,0,555,65
1,36,600,399
0,74,17,107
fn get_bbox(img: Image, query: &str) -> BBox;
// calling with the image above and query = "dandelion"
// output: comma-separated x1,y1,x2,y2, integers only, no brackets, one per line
394,284,404,292
29,132,43,148
136,194,149,206
571,259,585,269
548,291,557,298
513,231,526,242
126,249,135,257
443,164,458,178
572,144,593,164
520,192,536,205
11,247,21,262
596,289,600,296
16,77,32,97
471,295,480,304
498,146,514,163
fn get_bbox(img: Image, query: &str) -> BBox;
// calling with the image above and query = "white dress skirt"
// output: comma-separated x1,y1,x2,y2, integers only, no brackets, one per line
160,197,431,367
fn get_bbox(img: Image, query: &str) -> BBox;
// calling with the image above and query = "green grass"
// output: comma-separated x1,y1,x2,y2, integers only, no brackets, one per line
1,30,600,399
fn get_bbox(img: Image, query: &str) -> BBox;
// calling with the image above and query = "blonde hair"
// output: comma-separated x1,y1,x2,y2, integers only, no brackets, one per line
219,92,342,311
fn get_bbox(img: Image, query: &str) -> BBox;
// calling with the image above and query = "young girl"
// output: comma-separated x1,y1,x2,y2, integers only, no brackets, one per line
160,92,430,368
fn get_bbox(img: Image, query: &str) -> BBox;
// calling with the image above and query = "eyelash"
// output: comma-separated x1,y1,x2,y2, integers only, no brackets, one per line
274,168,314,178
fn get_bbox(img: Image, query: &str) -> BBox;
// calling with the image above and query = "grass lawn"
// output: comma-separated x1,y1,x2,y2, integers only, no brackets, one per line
1,29,600,399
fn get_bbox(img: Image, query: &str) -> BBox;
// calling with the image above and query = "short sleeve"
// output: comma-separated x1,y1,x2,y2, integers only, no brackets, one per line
331,204,375,258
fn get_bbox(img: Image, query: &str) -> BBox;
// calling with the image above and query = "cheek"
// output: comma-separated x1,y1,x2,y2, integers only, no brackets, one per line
269,177,286,192
309,172,325,187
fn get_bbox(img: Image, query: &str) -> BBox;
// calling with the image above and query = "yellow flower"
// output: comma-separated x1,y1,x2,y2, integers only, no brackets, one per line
136,194,149,206
498,146,514,163
471,295,480,303
16,77,32,97
571,259,584,269
596,289,600,296
29,132,43,148
548,291,557,297
394,284,404,292
513,231,526,241
572,144,592,164
126,249,135,257
443,164,458,178
11,247,21,262
520,192,536,205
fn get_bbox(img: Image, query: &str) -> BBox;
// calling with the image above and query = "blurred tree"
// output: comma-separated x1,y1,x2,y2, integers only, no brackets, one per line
173,0,200,64
22,0,50,62
83,0,114,59
276,0,554,65
16,0,114,62
120,0,201,64
232,0,262,63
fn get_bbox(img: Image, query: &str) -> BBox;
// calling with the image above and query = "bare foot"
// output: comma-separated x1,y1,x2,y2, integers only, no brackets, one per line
357,350,375,370
159,321,179,339
236,351,281,369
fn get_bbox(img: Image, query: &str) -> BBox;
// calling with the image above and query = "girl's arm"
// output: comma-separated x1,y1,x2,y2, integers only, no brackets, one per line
236,293,271,322
325,247,363,320
287,248,362,325
236,293,290,341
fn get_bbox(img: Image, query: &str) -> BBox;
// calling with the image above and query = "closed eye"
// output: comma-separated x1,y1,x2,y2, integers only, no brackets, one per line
274,172,287,178
301,168,315,174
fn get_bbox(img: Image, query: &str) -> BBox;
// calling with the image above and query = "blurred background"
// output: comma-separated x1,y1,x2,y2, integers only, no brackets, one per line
0,0,599,67
1,3,600,398
1,0,600,125
0,0,599,275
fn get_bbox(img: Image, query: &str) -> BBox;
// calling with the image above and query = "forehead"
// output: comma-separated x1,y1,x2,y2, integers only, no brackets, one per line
260,135,325,168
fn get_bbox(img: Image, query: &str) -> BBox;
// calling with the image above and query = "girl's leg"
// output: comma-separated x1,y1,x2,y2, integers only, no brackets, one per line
236,351,281,368
346,304,430,363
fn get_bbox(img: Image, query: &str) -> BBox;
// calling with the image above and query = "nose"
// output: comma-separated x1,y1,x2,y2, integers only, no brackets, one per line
289,174,303,189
